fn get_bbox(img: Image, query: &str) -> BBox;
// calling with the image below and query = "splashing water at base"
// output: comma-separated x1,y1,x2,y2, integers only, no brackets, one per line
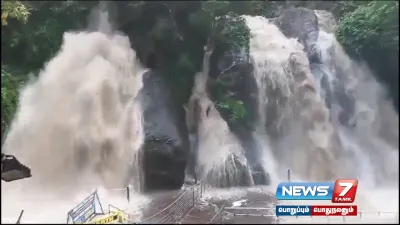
243,15,338,182
1,186,150,223
243,14,398,186
1,10,148,223
186,49,252,187
315,29,399,187
242,13,398,220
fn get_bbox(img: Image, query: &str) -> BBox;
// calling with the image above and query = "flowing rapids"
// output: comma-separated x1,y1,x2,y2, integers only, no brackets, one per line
1,6,398,224
243,15,338,183
1,11,149,223
185,47,253,187
242,15,398,186
187,14,398,190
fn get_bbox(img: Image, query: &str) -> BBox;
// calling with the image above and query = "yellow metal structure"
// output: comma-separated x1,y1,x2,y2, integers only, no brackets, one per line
87,211,126,224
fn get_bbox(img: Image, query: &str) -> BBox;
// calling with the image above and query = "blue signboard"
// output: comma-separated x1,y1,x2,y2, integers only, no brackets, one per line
67,191,98,224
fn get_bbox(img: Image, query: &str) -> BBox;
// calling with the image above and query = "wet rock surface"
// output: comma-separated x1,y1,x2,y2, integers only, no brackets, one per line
139,189,184,223
139,70,189,191
275,7,320,64
207,47,269,187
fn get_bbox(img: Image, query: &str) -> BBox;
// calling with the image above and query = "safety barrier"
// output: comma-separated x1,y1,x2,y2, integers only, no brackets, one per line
15,210,24,224
207,205,225,224
129,168,284,224
138,182,210,224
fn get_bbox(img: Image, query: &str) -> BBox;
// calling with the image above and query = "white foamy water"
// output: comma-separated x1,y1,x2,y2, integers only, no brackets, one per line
315,29,399,187
243,13,398,186
186,48,251,187
244,15,337,182
242,12,398,223
201,187,248,202
1,186,150,223
1,10,149,223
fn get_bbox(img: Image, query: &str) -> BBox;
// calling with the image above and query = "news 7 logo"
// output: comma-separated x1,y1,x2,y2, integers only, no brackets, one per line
275,179,358,203
332,179,358,203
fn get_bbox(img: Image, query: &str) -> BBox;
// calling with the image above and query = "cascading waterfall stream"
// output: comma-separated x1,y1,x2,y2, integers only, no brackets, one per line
185,46,253,187
240,12,398,218
1,9,149,223
242,12,398,195
0,5,397,223
243,15,338,183
313,26,399,188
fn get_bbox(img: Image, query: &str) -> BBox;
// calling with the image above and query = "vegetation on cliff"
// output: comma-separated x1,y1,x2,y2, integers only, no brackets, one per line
1,0,398,140
336,1,399,108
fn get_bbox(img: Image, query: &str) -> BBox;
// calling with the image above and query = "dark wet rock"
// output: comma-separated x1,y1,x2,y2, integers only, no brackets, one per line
275,8,358,129
206,48,269,186
275,7,321,64
251,163,269,186
203,155,254,188
139,70,189,191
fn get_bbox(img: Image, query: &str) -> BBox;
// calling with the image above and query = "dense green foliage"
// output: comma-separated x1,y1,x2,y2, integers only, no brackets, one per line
337,1,398,56
1,0,398,139
1,67,22,139
336,1,399,108
1,0,30,25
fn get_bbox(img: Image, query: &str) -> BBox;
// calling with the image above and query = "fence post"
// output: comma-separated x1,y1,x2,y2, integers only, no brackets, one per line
126,186,130,203
200,182,202,198
16,210,24,224
287,169,291,182
193,186,195,207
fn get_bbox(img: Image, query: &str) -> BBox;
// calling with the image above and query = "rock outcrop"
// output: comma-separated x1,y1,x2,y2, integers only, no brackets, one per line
139,70,189,191
207,48,269,185
275,8,357,128
275,7,321,64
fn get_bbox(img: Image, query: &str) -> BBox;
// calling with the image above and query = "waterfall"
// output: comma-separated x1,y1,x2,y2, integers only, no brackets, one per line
185,46,253,187
313,26,399,188
242,14,398,187
243,15,337,182
1,9,148,223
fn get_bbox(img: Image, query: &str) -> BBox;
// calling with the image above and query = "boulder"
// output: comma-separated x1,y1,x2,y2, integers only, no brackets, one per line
206,48,269,186
275,7,321,64
251,163,269,186
275,8,358,128
139,70,189,191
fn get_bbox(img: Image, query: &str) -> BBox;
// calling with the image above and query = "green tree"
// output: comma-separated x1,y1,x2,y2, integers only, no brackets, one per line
1,66,25,139
336,1,399,108
1,0,30,26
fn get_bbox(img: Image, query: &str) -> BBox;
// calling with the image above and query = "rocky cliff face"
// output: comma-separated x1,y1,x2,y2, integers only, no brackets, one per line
139,70,189,191
205,8,339,183
206,45,269,185
275,7,321,64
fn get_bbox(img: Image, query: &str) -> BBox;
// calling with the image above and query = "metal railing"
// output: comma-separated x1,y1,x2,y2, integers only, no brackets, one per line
138,182,210,224
207,205,226,224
